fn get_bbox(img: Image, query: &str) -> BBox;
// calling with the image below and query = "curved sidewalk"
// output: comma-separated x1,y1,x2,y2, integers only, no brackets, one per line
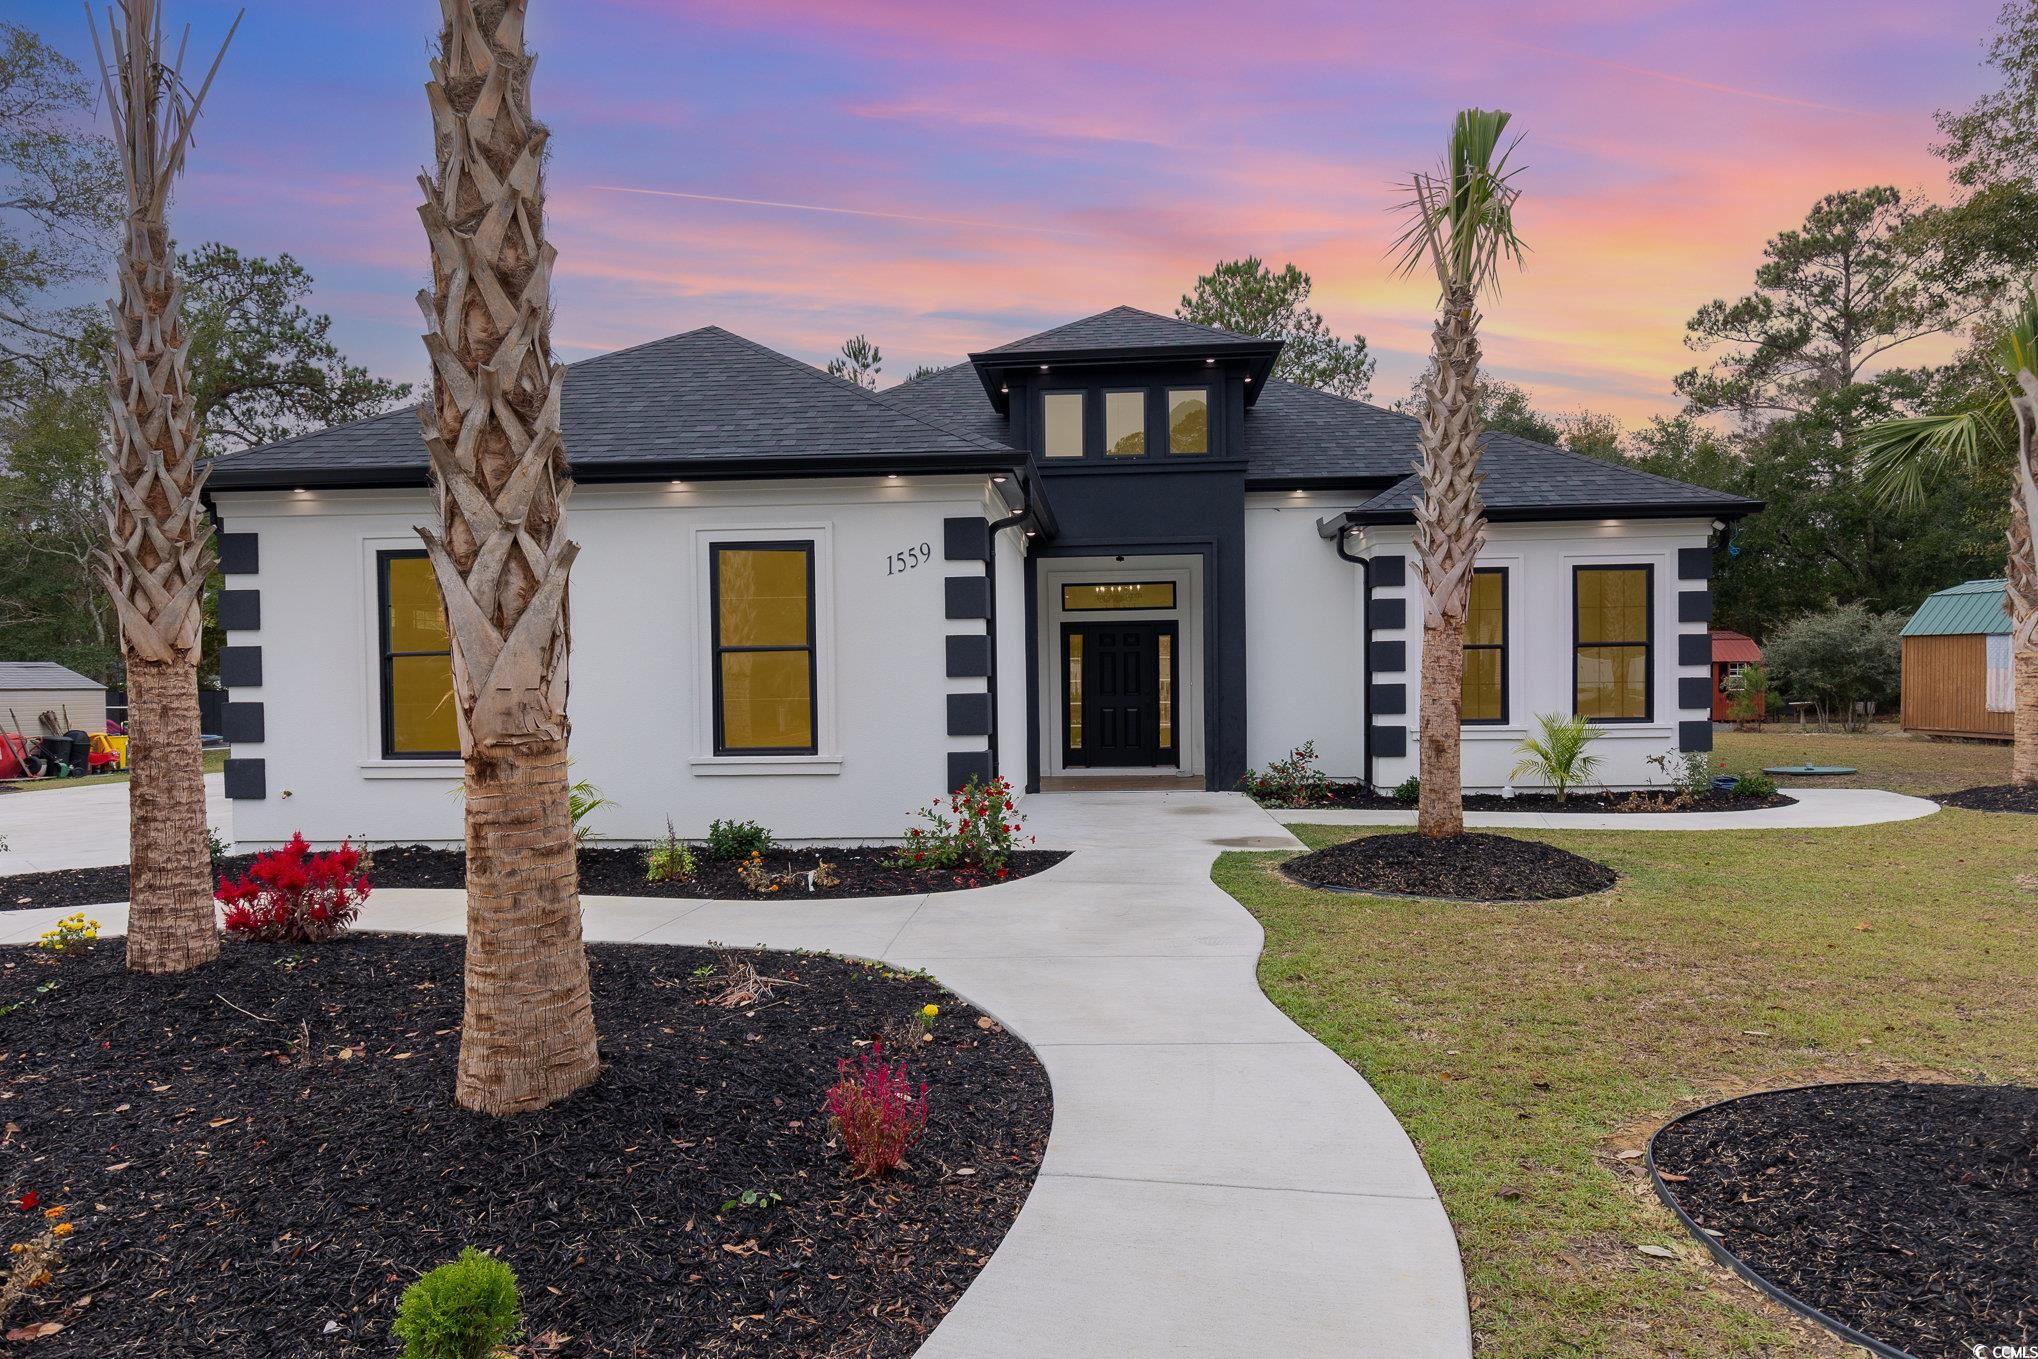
0,791,1474,1359
1270,786,1939,832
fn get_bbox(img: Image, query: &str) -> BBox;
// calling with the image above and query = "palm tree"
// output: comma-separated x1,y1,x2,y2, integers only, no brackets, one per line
1863,287,2038,787
417,0,599,1114
85,0,237,974
1391,109,1528,838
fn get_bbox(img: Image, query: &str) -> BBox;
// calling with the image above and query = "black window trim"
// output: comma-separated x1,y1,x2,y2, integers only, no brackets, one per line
1061,580,1178,612
1463,565,1509,727
1101,387,1149,459
1164,385,1213,456
376,548,459,761
1571,562,1655,723
1039,388,1088,459
710,539,820,757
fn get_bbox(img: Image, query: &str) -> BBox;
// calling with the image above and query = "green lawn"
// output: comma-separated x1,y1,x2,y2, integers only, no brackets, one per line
1219,801,2038,1356
1715,723,2008,797
2,748,227,793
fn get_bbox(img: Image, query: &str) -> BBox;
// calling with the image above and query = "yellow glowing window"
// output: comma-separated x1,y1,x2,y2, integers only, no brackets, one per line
1061,582,1176,611
1066,632,1084,750
1461,568,1506,724
1574,565,1652,721
378,551,459,759
1043,392,1085,457
1105,391,1146,456
713,543,817,754
1158,632,1174,750
1167,389,1208,454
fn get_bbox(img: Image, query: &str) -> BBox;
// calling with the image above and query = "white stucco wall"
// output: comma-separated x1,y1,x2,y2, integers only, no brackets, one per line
1244,492,1366,778
215,475,1016,849
1362,518,1715,792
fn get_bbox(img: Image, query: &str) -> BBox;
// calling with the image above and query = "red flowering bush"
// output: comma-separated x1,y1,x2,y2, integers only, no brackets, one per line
898,775,1031,875
824,1042,929,1179
216,834,371,943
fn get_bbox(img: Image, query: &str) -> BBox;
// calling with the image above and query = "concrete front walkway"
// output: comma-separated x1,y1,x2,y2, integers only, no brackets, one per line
0,773,231,874
0,790,1475,1359
1272,785,1939,832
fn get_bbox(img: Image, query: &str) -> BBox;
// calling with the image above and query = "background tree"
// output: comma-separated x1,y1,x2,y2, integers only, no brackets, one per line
1177,257,1375,398
0,386,118,679
0,21,120,410
904,362,941,383
824,334,881,389
1763,602,1905,731
86,0,236,975
417,0,600,1115
1936,0,2038,193
1391,108,1526,838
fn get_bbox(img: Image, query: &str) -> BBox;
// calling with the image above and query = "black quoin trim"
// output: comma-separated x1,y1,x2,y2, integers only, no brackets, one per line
943,516,990,562
217,532,259,574
1678,588,1713,625
1368,725,1407,759
944,575,990,620
1678,632,1712,667
709,541,819,758
1369,554,1406,589
946,634,990,678
1678,720,1714,753
218,589,261,632
1677,676,1713,711
946,692,992,737
218,645,263,689
947,750,995,790
223,757,266,800
222,702,266,745
1677,546,1712,581
1368,682,1406,716
1368,596,1406,631
1368,639,1406,672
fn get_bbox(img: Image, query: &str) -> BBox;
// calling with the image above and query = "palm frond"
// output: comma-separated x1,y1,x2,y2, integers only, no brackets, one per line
1390,107,1528,300
1860,409,2001,509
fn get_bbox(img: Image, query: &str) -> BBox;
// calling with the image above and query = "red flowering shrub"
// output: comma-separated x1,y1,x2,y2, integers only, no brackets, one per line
216,834,371,943
824,1042,929,1179
898,775,1031,874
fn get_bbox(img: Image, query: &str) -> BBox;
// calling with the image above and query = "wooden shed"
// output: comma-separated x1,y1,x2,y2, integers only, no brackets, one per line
1709,630,1765,720
1900,579,2013,741
0,662,109,741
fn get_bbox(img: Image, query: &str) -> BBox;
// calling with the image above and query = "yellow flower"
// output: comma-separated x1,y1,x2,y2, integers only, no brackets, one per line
42,1206,63,1220
922,1004,939,1018
50,1223,72,1238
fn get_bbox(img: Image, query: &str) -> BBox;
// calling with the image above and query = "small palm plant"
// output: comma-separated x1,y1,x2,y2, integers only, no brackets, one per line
1510,713,1604,803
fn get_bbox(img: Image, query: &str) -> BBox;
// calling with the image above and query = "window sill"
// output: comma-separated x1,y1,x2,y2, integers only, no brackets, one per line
688,755,844,777
359,759,462,779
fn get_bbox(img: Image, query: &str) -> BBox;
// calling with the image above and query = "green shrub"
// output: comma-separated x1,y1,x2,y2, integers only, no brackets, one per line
1237,742,1332,808
705,818,774,861
1392,775,1420,806
1731,771,1779,799
393,1248,522,1359
568,779,613,844
645,819,696,883
1648,749,1717,797
1510,713,1605,803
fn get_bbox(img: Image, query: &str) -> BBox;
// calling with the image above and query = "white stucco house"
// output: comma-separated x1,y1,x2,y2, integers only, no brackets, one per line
204,308,1759,848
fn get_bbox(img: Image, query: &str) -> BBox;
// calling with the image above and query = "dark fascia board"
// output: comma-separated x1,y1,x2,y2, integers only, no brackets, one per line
1244,474,1406,494
967,339,1284,413
206,449,1032,493
1336,498,1765,528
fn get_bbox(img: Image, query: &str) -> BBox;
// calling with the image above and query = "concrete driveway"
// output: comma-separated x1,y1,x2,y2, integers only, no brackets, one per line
0,773,231,875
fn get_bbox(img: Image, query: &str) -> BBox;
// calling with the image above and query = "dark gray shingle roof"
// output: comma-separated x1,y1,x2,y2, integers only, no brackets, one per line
0,662,102,691
975,305,1264,356
208,326,1021,489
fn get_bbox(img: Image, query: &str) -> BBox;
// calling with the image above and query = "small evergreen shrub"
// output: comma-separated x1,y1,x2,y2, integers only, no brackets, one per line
705,818,774,861
1509,714,1606,803
825,1042,930,1179
644,819,696,883
1392,775,1421,806
567,778,613,844
1237,742,1333,808
216,834,370,943
1731,771,1779,799
898,776,1029,874
393,1248,522,1359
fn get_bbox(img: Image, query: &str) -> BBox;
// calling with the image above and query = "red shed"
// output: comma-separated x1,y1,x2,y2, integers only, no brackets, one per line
1710,630,1764,720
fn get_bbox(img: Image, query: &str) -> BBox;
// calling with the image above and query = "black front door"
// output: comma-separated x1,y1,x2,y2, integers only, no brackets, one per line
1062,622,1178,767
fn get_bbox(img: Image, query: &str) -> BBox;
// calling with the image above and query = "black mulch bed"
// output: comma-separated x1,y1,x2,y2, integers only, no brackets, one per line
1271,784,1794,814
1935,783,2038,815
0,934,1050,1358
1281,831,1617,902
0,844,1070,914
1652,1082,2038,1359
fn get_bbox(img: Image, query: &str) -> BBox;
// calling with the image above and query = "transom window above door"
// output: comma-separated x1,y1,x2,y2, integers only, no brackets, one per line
1062,581,1176,611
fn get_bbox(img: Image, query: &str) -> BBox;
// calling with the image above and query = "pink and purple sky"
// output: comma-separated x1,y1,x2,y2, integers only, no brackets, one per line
28,0,2010,422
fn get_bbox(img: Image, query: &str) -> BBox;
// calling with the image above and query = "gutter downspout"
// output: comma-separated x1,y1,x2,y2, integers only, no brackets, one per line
1324,513,1376,793
983,475,1032,784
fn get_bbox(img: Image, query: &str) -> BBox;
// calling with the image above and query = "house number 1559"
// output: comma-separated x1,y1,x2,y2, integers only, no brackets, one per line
887,542,932,576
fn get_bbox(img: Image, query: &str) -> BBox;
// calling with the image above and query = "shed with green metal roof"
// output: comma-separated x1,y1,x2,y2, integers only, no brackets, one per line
1900,580,2012,740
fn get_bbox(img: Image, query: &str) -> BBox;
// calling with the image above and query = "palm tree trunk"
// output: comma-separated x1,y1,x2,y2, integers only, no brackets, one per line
124,657,215,972
1413,286,1486,838
2009,374,2038,788
421,0,599,1115
87,0,236,975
